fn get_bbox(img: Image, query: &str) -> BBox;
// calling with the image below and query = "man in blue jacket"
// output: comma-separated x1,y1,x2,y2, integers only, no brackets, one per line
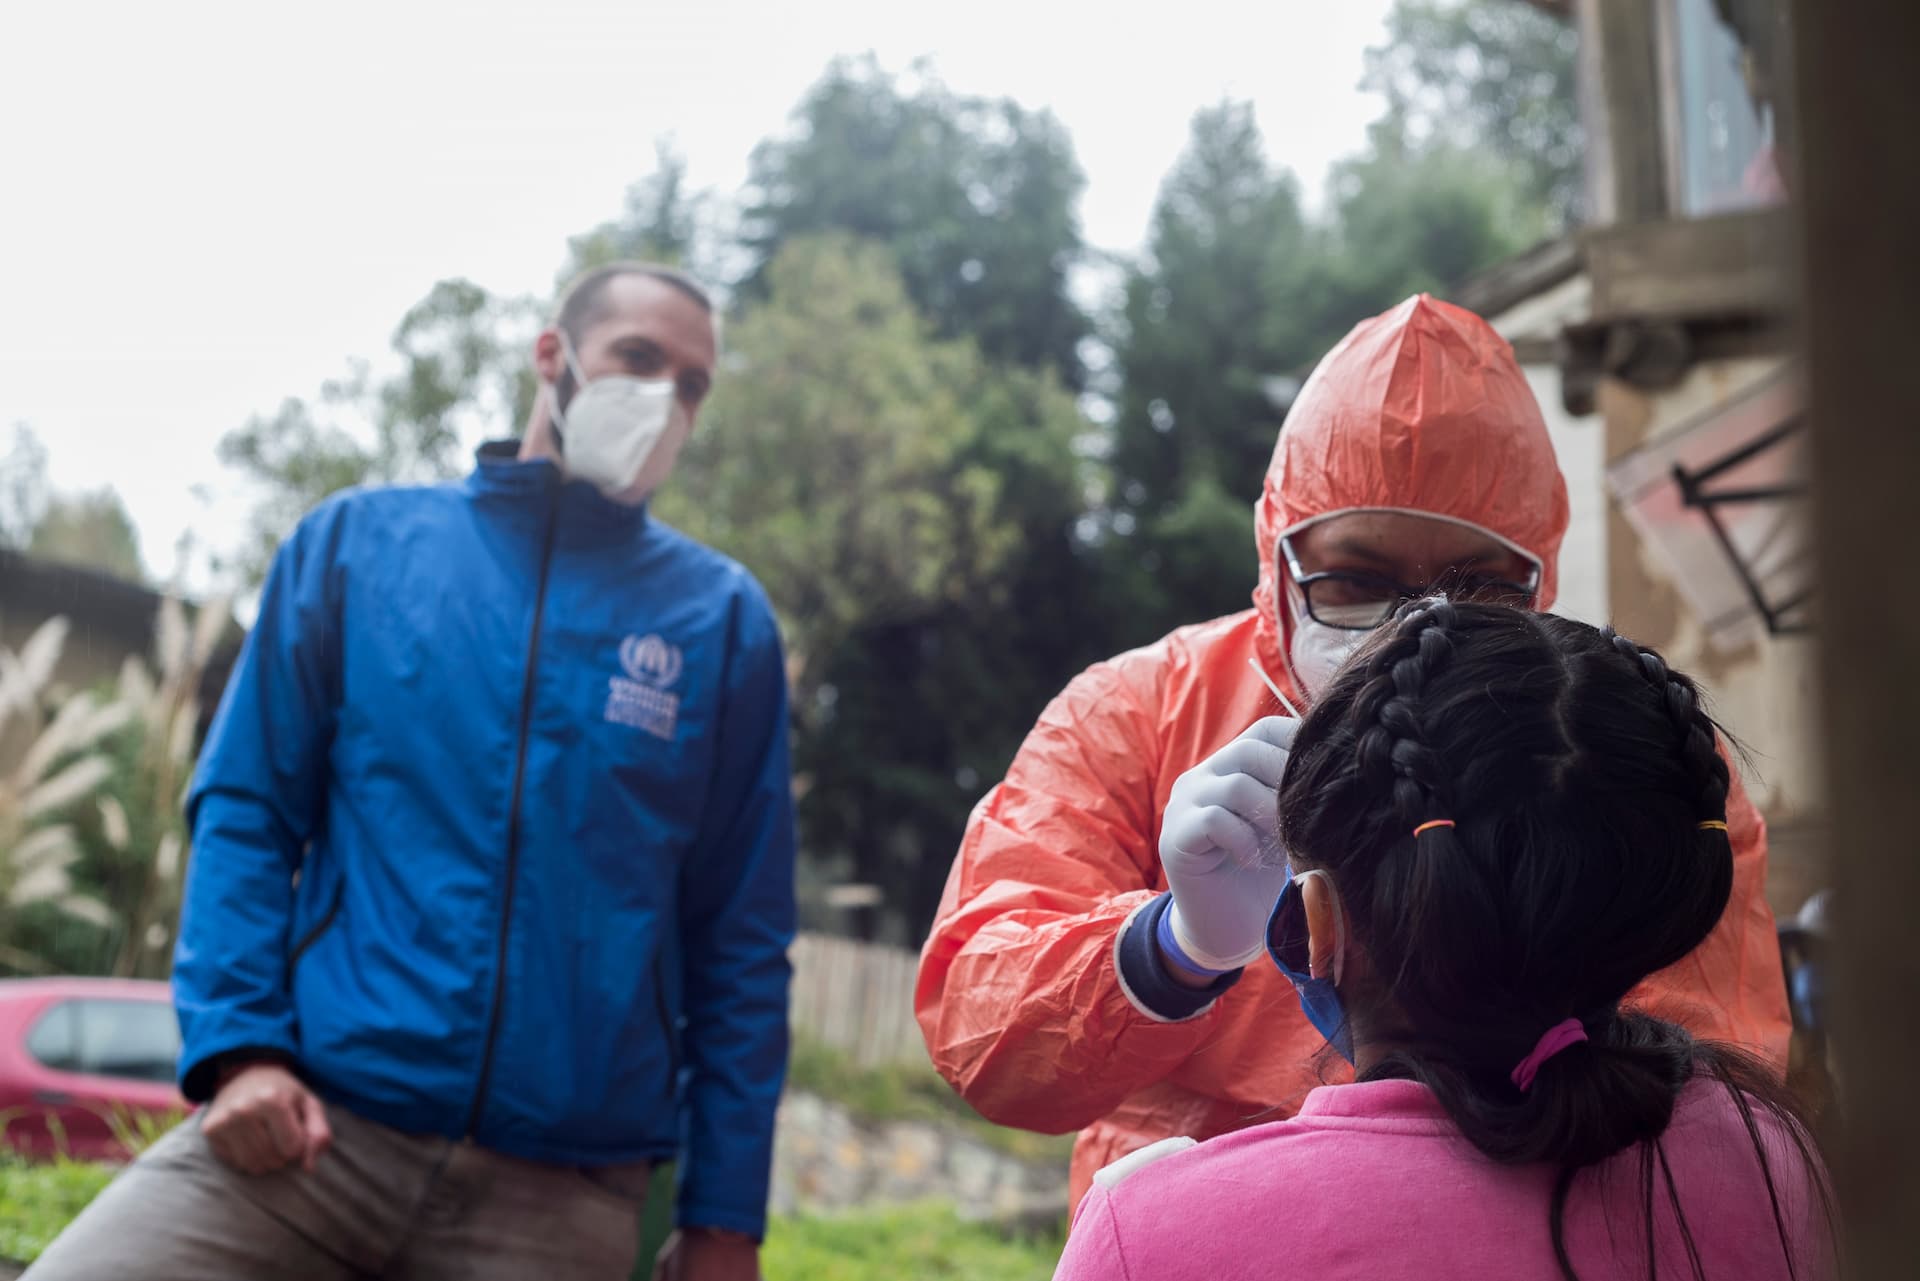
29,264,796,1281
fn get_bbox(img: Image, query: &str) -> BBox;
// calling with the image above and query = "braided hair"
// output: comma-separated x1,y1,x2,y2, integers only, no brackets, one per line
1276,600,1830,1281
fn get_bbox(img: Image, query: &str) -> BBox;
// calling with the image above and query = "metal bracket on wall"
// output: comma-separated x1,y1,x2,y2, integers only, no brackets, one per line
1669,415,1811,635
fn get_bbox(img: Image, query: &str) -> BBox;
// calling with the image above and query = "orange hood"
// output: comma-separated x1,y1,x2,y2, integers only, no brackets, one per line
1251,294,1572,680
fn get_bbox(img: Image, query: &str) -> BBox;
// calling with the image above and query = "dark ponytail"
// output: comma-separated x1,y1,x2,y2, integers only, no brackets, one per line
1277,601,1833,1280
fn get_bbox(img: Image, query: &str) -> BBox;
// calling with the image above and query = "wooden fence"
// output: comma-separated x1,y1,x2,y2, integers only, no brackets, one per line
788,931,929,1068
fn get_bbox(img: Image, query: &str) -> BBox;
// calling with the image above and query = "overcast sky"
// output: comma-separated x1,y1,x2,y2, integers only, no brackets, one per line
0,0,1395,588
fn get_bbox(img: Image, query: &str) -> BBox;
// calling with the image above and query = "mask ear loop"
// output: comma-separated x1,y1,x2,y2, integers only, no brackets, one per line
547,332,593,441
556,330,591,386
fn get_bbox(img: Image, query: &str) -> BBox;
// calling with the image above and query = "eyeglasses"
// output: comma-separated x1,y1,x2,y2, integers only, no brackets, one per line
1280,535,1540,632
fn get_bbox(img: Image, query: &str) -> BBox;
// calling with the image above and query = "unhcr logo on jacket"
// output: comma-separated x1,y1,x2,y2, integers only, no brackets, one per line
606,634,682,739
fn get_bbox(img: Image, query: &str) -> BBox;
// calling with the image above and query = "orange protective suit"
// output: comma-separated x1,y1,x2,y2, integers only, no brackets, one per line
915,295,1792,1211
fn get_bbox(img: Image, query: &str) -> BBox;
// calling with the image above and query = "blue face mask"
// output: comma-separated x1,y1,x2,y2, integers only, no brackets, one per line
1266,865,1355,1064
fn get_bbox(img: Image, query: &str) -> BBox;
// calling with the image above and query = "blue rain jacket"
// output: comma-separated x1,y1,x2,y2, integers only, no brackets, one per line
173,442,797,1237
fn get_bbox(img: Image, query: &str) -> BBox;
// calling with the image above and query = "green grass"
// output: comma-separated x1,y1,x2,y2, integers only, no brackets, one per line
4,1059,1069,1274
0,1154,117,1264
764,1201,1065,1281
0,1107,182,1264
2,1159,1063,1280
785,1038,1076,1165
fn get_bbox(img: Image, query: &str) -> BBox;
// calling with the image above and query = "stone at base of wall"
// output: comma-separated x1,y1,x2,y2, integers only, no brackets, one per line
770,1090,1070,1226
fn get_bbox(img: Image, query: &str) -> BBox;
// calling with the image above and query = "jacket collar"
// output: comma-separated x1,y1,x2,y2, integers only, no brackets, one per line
467,440,652,532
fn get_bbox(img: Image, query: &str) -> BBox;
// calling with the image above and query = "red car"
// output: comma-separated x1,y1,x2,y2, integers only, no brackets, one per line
0,977,187,1162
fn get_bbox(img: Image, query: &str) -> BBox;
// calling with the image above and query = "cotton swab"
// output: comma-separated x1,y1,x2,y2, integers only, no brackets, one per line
1247,657,1303,720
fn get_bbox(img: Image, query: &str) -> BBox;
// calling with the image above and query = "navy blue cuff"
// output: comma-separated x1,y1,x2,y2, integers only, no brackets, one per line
181,1046,300,1104
1117,892,1243,1021
1155,900,1241,979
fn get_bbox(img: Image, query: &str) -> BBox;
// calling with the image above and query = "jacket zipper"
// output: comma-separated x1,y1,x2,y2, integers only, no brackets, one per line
652,934,681,1088
464,481,561,1137
287,880,345,972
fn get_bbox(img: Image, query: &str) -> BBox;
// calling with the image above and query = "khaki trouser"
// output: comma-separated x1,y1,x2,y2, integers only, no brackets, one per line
25,1101,650,1281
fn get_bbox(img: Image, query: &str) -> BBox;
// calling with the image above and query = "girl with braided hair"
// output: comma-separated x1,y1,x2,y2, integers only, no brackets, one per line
1054,601,1834,1281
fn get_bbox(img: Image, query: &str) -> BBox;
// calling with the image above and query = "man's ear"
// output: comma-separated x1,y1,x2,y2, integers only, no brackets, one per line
532,328,565,386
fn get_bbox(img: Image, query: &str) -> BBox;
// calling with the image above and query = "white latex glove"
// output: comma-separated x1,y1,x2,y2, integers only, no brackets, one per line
1159,717,1299,970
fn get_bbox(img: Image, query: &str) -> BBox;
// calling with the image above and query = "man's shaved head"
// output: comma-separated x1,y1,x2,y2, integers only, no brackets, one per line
554,262,712,344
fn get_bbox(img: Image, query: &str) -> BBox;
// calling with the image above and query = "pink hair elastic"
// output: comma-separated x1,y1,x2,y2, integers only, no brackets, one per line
1511,1018,1588,1092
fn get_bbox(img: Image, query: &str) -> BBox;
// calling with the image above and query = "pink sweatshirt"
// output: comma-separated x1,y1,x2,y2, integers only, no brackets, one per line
1054,1078,1830,1281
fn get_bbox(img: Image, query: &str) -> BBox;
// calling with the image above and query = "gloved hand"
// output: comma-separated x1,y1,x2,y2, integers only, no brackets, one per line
1158,717,1299,972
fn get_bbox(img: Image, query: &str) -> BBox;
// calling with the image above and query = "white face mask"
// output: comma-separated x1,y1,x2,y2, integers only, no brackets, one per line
547,334,693,503
1288,613,1370,701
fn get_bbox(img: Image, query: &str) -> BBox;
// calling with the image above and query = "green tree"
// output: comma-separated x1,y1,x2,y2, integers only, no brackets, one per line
731,59,1113,933
796,355,1107,939
656,234,1094,939
741,56,1089,387
27,489,146,583
0,424,49,551
1305,129,1548,336
1362,0,1583,226
1104,103,1315,639
659,235,1021,690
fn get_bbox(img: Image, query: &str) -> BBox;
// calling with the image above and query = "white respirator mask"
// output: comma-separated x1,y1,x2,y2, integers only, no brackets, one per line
1287,614,1371,701
546,333,692,503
